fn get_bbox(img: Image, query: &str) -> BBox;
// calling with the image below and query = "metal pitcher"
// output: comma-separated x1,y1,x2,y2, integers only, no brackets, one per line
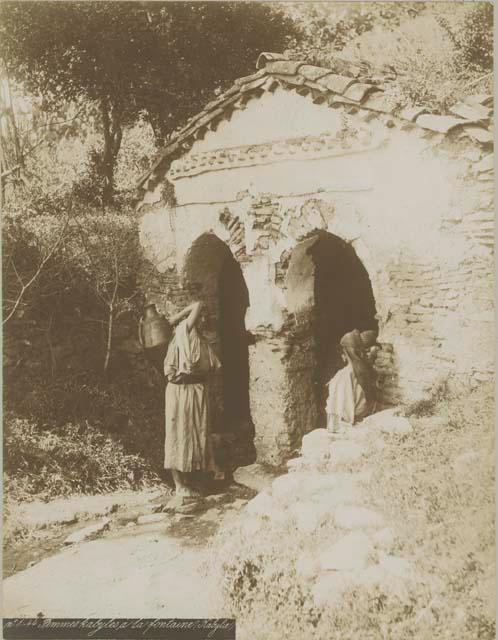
138,304,172,350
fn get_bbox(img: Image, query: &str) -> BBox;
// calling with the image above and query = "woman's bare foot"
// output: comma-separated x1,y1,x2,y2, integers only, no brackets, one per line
175,485,201,498
172,470,202,498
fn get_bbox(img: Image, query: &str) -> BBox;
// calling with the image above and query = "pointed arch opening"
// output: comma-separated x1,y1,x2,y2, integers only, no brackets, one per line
286,230,378,427
183,233,254,469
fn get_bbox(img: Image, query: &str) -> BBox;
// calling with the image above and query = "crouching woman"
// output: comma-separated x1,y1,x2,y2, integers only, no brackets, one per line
163,301,221,496
326,329,376,432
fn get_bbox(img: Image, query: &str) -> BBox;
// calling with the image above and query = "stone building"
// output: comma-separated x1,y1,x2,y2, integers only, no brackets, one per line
136,53,494,466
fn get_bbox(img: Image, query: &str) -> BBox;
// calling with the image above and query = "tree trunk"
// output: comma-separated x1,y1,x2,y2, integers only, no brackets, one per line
100,96,123,206
147,111,171,148
103,304,114,379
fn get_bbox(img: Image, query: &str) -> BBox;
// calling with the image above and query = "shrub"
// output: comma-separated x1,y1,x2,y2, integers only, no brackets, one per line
3,413,161,503
338,4,493,111
289,3,493,113
405,377,451,417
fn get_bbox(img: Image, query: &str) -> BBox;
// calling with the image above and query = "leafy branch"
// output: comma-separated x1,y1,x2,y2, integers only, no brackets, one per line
3,207,72,325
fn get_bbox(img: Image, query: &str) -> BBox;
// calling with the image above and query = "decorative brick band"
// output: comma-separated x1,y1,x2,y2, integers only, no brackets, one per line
168,132,383,180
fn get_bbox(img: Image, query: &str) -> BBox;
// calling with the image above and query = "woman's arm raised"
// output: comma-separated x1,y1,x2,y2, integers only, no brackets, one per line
186,301,203,332
169,301,197,326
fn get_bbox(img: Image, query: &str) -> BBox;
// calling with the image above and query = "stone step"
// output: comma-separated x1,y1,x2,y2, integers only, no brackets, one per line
233,463,283,492
63,518,111,545
136,513,168,525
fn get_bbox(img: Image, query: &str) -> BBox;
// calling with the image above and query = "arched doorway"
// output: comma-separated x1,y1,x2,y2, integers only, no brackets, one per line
286,230,377,427
183,234,254,468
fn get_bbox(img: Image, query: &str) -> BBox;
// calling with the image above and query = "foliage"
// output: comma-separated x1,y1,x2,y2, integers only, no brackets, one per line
404,378,451,418
4,413,161,503
2,76,166,505
3,204,146,374
285,2,424,60
344,4,493,111
208,382,495,639
0,1,299,201
286,2,493,113
439,2,493,73
114,117,158,195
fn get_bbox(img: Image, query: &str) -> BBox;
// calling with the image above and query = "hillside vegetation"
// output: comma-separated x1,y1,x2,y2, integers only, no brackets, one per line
209,381,495,639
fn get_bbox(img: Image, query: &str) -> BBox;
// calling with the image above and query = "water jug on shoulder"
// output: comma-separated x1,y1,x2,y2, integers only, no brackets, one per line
138,304,172,350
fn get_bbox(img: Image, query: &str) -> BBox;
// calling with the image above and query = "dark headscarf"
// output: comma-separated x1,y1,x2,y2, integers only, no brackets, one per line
360,330,380,349
340,330,376,405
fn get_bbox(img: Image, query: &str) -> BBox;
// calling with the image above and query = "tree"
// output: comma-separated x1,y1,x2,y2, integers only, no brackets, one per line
72,211,144,378
0,1,299,204
285,2,424,64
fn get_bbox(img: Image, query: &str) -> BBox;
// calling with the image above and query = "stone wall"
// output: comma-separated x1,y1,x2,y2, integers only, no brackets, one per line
137,87,494,464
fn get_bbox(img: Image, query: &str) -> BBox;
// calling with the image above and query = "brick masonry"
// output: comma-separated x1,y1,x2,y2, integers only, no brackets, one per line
137,88,494,465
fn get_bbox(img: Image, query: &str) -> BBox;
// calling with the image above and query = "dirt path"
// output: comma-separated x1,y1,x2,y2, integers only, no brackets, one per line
3,485,254,618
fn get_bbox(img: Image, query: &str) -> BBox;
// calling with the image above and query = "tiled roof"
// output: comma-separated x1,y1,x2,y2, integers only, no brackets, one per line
137,52,493,190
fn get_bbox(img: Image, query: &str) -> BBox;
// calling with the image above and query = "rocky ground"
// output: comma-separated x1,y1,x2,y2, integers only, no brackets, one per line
3,408,412,620
3,484,255,617
4,402,494,638
214,409,424,611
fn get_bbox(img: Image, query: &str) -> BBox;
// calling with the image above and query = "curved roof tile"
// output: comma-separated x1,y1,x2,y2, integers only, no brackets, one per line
137,52,494,189
415,114,470,134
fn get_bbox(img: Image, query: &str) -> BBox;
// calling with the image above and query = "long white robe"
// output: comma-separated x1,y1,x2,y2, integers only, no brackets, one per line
163,319,220,472
325,363,369,427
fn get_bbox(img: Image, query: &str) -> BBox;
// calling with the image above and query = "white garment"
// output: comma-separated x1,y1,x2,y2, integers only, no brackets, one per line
326,363,369,427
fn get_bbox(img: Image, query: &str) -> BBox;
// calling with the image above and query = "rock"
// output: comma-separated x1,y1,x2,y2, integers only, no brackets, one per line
372,527,397,549
364,409,412,435
381,417,412,435
312,572,355,607
355,468,374,483
416,607,437,625
301,429,333,462
331,441,365,465
245,491,274,518
286,457,313,472
319,531,373,572
204,493,229,503
233,463,281,492
304,475,360,508
272,471,360,508
228,498,248,510
200,508,221,522
289,501,332,534
362,408,400,427
63,518,111,545
271,472,311,501
136,513,168,525
334,505,383,530
295,553,320,579
161,495,199,512
148,489,174,504
463,149,481,162
453,450,480,475
348,425,370,441
172,513,196,522
416,416,447,430
56,514,79,526
454,607,467,624
240,516,264,536
126,522,136,528
379,555,415,580
359,555,417,601
176,501,205,515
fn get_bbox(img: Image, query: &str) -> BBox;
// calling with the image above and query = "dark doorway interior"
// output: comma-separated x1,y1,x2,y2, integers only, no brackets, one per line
183,234,254,468
218,253,251,433
309,231,378,423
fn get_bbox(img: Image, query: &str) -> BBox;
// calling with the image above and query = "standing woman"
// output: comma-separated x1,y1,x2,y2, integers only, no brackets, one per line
325,329,376,432
163,301,221,496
